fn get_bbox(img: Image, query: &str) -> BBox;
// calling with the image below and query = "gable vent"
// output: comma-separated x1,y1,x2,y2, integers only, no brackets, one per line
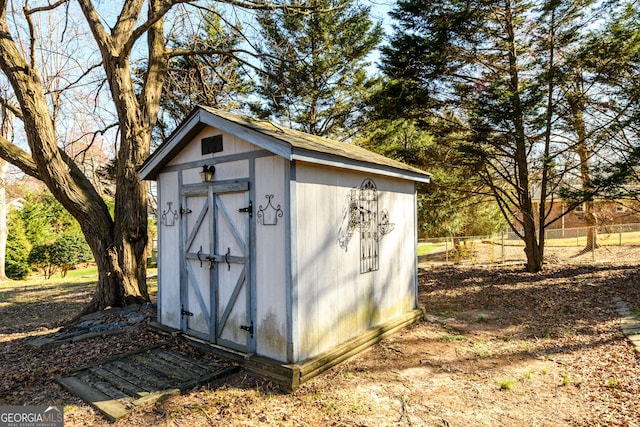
202,135,223,155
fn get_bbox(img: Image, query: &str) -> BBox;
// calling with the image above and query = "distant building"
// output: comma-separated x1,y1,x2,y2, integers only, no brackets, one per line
531,198,640,230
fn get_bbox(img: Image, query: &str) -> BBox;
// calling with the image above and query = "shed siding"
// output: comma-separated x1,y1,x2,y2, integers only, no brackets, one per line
157,127,258,332
152,119,421,367
254,155,288,361
294,163,417,360
157,170,181,329
167,128,258,168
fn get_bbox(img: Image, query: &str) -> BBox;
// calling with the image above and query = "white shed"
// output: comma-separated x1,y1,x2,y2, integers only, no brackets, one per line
139,106,430,389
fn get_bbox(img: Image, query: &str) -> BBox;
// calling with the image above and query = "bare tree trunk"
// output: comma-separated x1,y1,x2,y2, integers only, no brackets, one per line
75,0,169,313
505,0,542,273
0,2,157,315
0,100,10,280
0,0,260,314
569,74,598,252
583,200,598,250
0,160,7,281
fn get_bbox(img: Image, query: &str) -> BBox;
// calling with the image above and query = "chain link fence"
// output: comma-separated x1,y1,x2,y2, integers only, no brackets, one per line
419,223,640,266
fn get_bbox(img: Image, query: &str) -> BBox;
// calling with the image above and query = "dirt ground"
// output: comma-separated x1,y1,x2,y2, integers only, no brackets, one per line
1,246,640,426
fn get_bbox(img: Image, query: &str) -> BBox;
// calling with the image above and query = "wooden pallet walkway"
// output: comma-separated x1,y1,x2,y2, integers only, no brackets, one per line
57,343,239,421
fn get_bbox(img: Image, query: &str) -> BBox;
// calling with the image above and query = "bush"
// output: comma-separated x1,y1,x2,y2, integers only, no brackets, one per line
51,234,93,276
62,234,93,264
28,235,93,279
5,259,30,280
6,210,31,280
28,244,57,279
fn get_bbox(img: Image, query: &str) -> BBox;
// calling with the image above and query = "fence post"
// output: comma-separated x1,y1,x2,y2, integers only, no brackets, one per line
619,224,622,246
501,231,505,264
445,236,449,264
592,226,596,262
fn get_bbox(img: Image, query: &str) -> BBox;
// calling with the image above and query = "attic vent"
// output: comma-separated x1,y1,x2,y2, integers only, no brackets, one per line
202,135,223,155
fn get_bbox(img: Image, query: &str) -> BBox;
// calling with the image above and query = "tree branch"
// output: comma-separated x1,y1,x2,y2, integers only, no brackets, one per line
166,47,273,75
0,97,22,121
112,0,147,51
0,134,39,179
22,2,37,68
139,0,169,130
191,0,346,14
48,63,103,94
23,0,69,15
124,0,195,55
76,0,114,56
67,122,119,154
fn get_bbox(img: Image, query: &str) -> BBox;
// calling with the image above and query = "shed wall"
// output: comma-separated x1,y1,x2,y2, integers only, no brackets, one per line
154,123,419,364
294,163,417,361
157,170,181,329
156,126,289,360
254,156,289,361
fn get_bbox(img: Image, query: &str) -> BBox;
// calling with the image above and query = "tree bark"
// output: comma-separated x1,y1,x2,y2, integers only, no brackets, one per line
74,0,172,312
504,0,543,273
0,160,7,281
0,2,160,314
568,74,598,251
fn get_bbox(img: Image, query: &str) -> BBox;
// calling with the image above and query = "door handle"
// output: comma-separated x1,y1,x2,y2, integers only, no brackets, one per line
225,247,231,271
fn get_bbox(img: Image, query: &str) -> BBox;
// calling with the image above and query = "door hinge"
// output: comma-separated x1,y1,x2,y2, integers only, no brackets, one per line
180,205,192,216
240,321,254,337
238,201,253,218
181,305,194,317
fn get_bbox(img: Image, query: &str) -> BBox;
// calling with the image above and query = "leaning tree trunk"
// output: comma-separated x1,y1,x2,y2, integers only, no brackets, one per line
0,3,153,316
77,0,168,313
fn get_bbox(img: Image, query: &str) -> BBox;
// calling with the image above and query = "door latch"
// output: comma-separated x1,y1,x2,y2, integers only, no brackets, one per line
180,205,192,216
238,201,253,218
197,246,215,269
181,305,194,317
240,321,254,337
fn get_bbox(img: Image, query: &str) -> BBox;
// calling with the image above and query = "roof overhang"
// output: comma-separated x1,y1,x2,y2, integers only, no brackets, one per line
139,106,431,184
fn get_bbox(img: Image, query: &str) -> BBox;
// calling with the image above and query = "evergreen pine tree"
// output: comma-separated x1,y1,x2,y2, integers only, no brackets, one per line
155,9,251,138
252,0,382,139
375,0,628,271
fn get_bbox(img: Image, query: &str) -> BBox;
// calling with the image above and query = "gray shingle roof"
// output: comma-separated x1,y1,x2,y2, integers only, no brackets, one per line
140,106,431,183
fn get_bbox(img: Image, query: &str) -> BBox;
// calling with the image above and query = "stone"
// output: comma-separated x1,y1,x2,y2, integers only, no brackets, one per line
89,324,109,332
622,324,640,335
80,320,97,329
127,313,147,325
121,304,141,315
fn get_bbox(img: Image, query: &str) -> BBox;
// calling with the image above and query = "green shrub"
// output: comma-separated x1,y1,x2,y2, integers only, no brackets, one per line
28,244,57,279
28,234,93,279
6,210,31,280
5,259,30,280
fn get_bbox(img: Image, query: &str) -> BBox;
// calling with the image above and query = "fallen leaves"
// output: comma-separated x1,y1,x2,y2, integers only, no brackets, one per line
1,257,640,426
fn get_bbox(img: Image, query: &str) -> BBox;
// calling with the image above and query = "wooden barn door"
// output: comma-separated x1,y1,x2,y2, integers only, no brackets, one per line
181,182,252,352
181,187,213,339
